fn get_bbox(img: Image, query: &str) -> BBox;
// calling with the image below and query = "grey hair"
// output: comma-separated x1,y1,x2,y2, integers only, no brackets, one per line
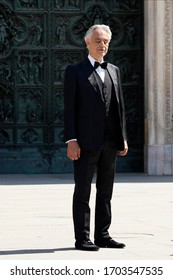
84,24,112,42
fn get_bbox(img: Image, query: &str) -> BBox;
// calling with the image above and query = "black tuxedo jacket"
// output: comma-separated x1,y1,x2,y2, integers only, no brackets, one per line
64,57,127,151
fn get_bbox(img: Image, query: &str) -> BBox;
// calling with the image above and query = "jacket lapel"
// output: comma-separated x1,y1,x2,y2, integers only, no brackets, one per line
80,58,104,101
107,64,119,103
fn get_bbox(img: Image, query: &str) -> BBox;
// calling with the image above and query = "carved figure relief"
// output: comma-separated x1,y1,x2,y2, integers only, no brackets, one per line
22,128,38,143
0,2,27,58
124,20,136,45
28,15,42,46
18,88,43,124
0,87,14,123
55,88,64,123
123,88,140,123
0,61,13,84
0,129,10,144
18,0,36,8
56,17,68,45
113,0,138,11
54,51,80,84
114,53,140,85
16,51,45,85
0,14,8,51
55,0,80,9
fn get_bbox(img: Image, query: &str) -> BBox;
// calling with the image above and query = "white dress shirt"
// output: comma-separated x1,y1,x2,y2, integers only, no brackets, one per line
88,54,106,82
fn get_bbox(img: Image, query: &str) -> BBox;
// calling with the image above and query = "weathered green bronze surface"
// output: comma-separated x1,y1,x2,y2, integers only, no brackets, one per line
0,0,143,173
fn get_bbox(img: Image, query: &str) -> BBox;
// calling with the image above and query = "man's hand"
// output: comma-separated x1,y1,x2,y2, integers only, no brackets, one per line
117,140,128,157
67,141,81,160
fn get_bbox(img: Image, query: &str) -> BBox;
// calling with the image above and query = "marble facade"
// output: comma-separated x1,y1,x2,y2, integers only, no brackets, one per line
144,0,173,175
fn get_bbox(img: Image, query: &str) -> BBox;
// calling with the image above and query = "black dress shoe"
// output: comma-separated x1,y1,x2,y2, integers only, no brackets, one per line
75,239,99,251
95,237,125,249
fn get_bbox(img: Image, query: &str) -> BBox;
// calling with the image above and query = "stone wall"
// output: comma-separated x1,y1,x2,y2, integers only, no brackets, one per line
144,0,173,174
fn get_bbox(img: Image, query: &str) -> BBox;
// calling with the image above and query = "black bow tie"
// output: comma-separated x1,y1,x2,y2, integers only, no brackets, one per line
94,61,107,69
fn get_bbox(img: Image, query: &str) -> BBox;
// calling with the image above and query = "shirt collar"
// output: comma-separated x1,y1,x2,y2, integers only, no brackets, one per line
88,55,104,67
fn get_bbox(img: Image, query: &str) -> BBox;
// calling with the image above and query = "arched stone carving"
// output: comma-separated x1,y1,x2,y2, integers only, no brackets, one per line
68,4,124,47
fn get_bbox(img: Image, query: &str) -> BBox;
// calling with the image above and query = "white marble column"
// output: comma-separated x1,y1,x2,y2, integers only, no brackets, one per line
144,0,173,175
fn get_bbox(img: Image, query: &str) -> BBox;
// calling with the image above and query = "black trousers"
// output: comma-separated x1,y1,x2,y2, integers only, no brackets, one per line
73,140,117,242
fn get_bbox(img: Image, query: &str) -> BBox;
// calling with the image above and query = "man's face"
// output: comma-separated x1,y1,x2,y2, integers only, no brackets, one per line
85,28,110,62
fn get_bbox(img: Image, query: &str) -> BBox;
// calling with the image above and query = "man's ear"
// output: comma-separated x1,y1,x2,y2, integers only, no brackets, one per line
85,38,90,49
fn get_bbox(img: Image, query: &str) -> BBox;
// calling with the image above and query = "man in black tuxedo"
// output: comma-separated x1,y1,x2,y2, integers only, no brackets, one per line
64,24,128,251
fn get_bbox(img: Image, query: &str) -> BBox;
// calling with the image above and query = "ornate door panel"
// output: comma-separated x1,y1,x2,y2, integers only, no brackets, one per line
0,0,143,173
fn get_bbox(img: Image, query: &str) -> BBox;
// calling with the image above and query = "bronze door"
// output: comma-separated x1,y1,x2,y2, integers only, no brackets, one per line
0,0,143,173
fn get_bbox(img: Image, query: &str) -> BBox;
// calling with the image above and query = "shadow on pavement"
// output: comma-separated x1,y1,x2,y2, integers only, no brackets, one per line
0,247,75,256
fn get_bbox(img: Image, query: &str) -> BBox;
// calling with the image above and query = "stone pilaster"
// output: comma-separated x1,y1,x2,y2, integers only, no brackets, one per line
144,0,173,175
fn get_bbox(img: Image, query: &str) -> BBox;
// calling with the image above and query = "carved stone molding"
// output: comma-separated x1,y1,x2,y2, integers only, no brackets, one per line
165,0,172,144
